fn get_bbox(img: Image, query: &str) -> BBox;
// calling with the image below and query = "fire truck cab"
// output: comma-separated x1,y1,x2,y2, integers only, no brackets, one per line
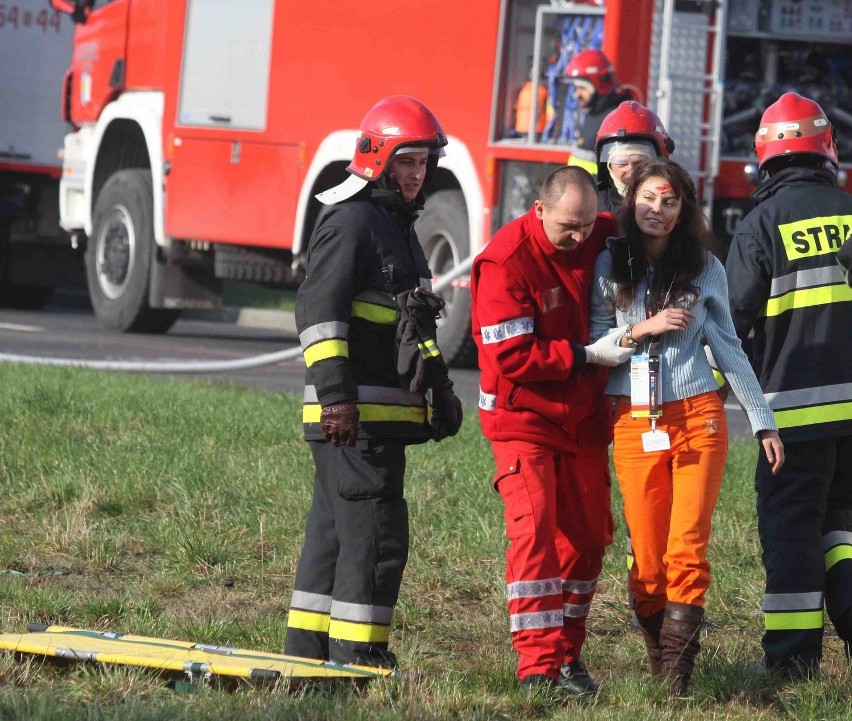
51,0,851,365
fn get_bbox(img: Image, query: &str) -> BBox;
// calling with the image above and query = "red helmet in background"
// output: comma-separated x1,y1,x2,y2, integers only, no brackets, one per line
564,49,619,96
595,101,675,159
754,92,838,171
347,95,447,181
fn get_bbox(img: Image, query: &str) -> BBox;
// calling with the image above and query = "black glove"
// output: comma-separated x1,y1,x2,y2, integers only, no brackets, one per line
320,401,360,447
395,288,449,394
431,384,463,441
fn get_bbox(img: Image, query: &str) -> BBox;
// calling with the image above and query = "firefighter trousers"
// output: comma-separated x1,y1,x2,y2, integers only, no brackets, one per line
612,392,728,619
491,440,612,681
285,440,408,667
756,434,852,671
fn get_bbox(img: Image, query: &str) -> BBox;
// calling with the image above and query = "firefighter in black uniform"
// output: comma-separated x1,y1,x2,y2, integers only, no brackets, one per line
284,96,463,669
726,92,852,680
564,49,637,176
839,236,852,287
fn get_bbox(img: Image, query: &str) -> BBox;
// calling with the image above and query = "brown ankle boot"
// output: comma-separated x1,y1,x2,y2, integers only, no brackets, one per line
635,610,665,678
660,602,704,696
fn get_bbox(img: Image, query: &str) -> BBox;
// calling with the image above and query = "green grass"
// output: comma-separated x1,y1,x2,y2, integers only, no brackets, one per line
0,364,849,720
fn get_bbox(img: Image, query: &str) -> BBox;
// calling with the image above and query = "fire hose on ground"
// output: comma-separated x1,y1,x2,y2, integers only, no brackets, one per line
0,254,476,373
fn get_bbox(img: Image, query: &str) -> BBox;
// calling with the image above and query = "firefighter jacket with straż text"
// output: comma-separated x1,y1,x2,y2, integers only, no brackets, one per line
296,188,435,444
471,207,619,452
726,167,852,442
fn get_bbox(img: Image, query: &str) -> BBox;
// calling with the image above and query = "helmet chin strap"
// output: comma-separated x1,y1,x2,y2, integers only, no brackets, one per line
610,167,628,196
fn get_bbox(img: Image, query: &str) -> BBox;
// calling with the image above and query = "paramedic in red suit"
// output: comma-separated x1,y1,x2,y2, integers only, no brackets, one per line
471,166,634,694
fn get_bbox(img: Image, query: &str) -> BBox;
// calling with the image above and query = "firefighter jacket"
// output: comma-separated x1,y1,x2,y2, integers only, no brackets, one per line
839,235,852,286
597,183,622,217
296,186,435,444
471,207,619,452
726,167,852,442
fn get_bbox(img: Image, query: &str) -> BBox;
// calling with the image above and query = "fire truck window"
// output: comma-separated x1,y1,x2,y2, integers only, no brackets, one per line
723,0,851,161
178,0,275,130
496,1,603,146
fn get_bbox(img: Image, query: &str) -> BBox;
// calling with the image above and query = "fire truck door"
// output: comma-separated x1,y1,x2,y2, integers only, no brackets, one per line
67,0,130,125
166,0,299,249
651,0,727,218
165,138,299,248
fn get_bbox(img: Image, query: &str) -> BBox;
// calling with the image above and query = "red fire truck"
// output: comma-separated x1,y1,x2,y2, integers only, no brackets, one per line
0,0,74,307
50,0,851,366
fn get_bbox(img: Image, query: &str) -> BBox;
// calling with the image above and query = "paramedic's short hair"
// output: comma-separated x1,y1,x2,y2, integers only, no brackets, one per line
539,166,597,209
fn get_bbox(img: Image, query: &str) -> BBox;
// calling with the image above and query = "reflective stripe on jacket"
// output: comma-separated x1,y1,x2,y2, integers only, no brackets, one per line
471,207,618,451
726,167,852,442
296,193,433,443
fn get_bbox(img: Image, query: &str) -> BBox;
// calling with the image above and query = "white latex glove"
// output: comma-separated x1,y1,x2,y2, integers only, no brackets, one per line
584,328,636,367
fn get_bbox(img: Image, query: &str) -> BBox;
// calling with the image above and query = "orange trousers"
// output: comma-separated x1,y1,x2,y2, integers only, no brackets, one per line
612,391,728,618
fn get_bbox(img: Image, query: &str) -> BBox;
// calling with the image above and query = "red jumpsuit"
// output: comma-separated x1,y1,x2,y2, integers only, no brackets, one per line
471,207,618,681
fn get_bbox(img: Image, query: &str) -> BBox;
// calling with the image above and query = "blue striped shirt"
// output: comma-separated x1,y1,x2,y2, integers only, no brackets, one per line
590,243,777,437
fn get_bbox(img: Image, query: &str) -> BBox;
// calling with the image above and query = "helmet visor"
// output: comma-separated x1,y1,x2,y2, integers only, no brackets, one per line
600,140,657,166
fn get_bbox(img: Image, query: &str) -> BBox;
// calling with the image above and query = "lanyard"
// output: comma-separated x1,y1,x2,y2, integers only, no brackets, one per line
640,272,673,427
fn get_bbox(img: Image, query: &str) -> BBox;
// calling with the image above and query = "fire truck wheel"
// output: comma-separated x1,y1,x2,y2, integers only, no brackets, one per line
415,189,477,368
87,169,179,333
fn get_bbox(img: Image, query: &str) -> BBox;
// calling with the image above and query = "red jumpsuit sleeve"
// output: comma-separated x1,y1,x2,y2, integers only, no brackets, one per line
474,258,581,383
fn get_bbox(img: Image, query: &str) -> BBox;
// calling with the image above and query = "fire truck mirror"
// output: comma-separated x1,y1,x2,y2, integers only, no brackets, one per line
50,0,93,23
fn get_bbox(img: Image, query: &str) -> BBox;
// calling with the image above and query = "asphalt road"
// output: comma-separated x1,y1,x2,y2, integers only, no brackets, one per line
0,297,754,439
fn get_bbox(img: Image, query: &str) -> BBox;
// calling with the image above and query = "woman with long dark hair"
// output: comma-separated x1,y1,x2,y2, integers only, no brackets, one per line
590,157,784,695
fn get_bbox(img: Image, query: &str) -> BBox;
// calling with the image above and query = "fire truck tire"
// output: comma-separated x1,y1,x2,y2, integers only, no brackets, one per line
415,189,477,368
87,169,179,333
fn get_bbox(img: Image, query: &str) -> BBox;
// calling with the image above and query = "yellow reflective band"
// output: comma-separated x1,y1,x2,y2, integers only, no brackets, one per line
764,610,823,631
328,619,390,644
763,283,852,317
825,545,852,571
303,403,426,424
418,340,442,359
778,215,852,261
287,609,330,633
774,401,852,430
566,155,598,175
626,554,634,571
304,339,349,367
351,300,399,325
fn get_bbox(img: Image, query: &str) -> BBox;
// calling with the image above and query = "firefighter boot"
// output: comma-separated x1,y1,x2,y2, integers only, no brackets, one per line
635,609,665,678
660,602,704,696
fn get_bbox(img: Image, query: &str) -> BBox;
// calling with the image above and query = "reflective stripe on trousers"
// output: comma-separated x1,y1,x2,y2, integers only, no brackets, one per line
756,435,852,668
285,440,408,666
491,439,611,680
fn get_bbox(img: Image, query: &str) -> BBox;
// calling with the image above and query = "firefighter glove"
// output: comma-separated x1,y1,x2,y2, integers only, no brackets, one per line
320,401,360,447
395,287,451,394
583,328,636,367
431,383,463,441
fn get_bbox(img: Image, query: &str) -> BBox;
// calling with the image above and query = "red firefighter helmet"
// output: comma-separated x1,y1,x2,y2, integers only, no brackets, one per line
564,49,619,96
317,95,447,204
347,95,447,181
754,92,838,171
595,101,675,159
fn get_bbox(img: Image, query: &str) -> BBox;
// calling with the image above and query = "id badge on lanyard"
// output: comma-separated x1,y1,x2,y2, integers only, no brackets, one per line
630,295,671,451
629,343,661,420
